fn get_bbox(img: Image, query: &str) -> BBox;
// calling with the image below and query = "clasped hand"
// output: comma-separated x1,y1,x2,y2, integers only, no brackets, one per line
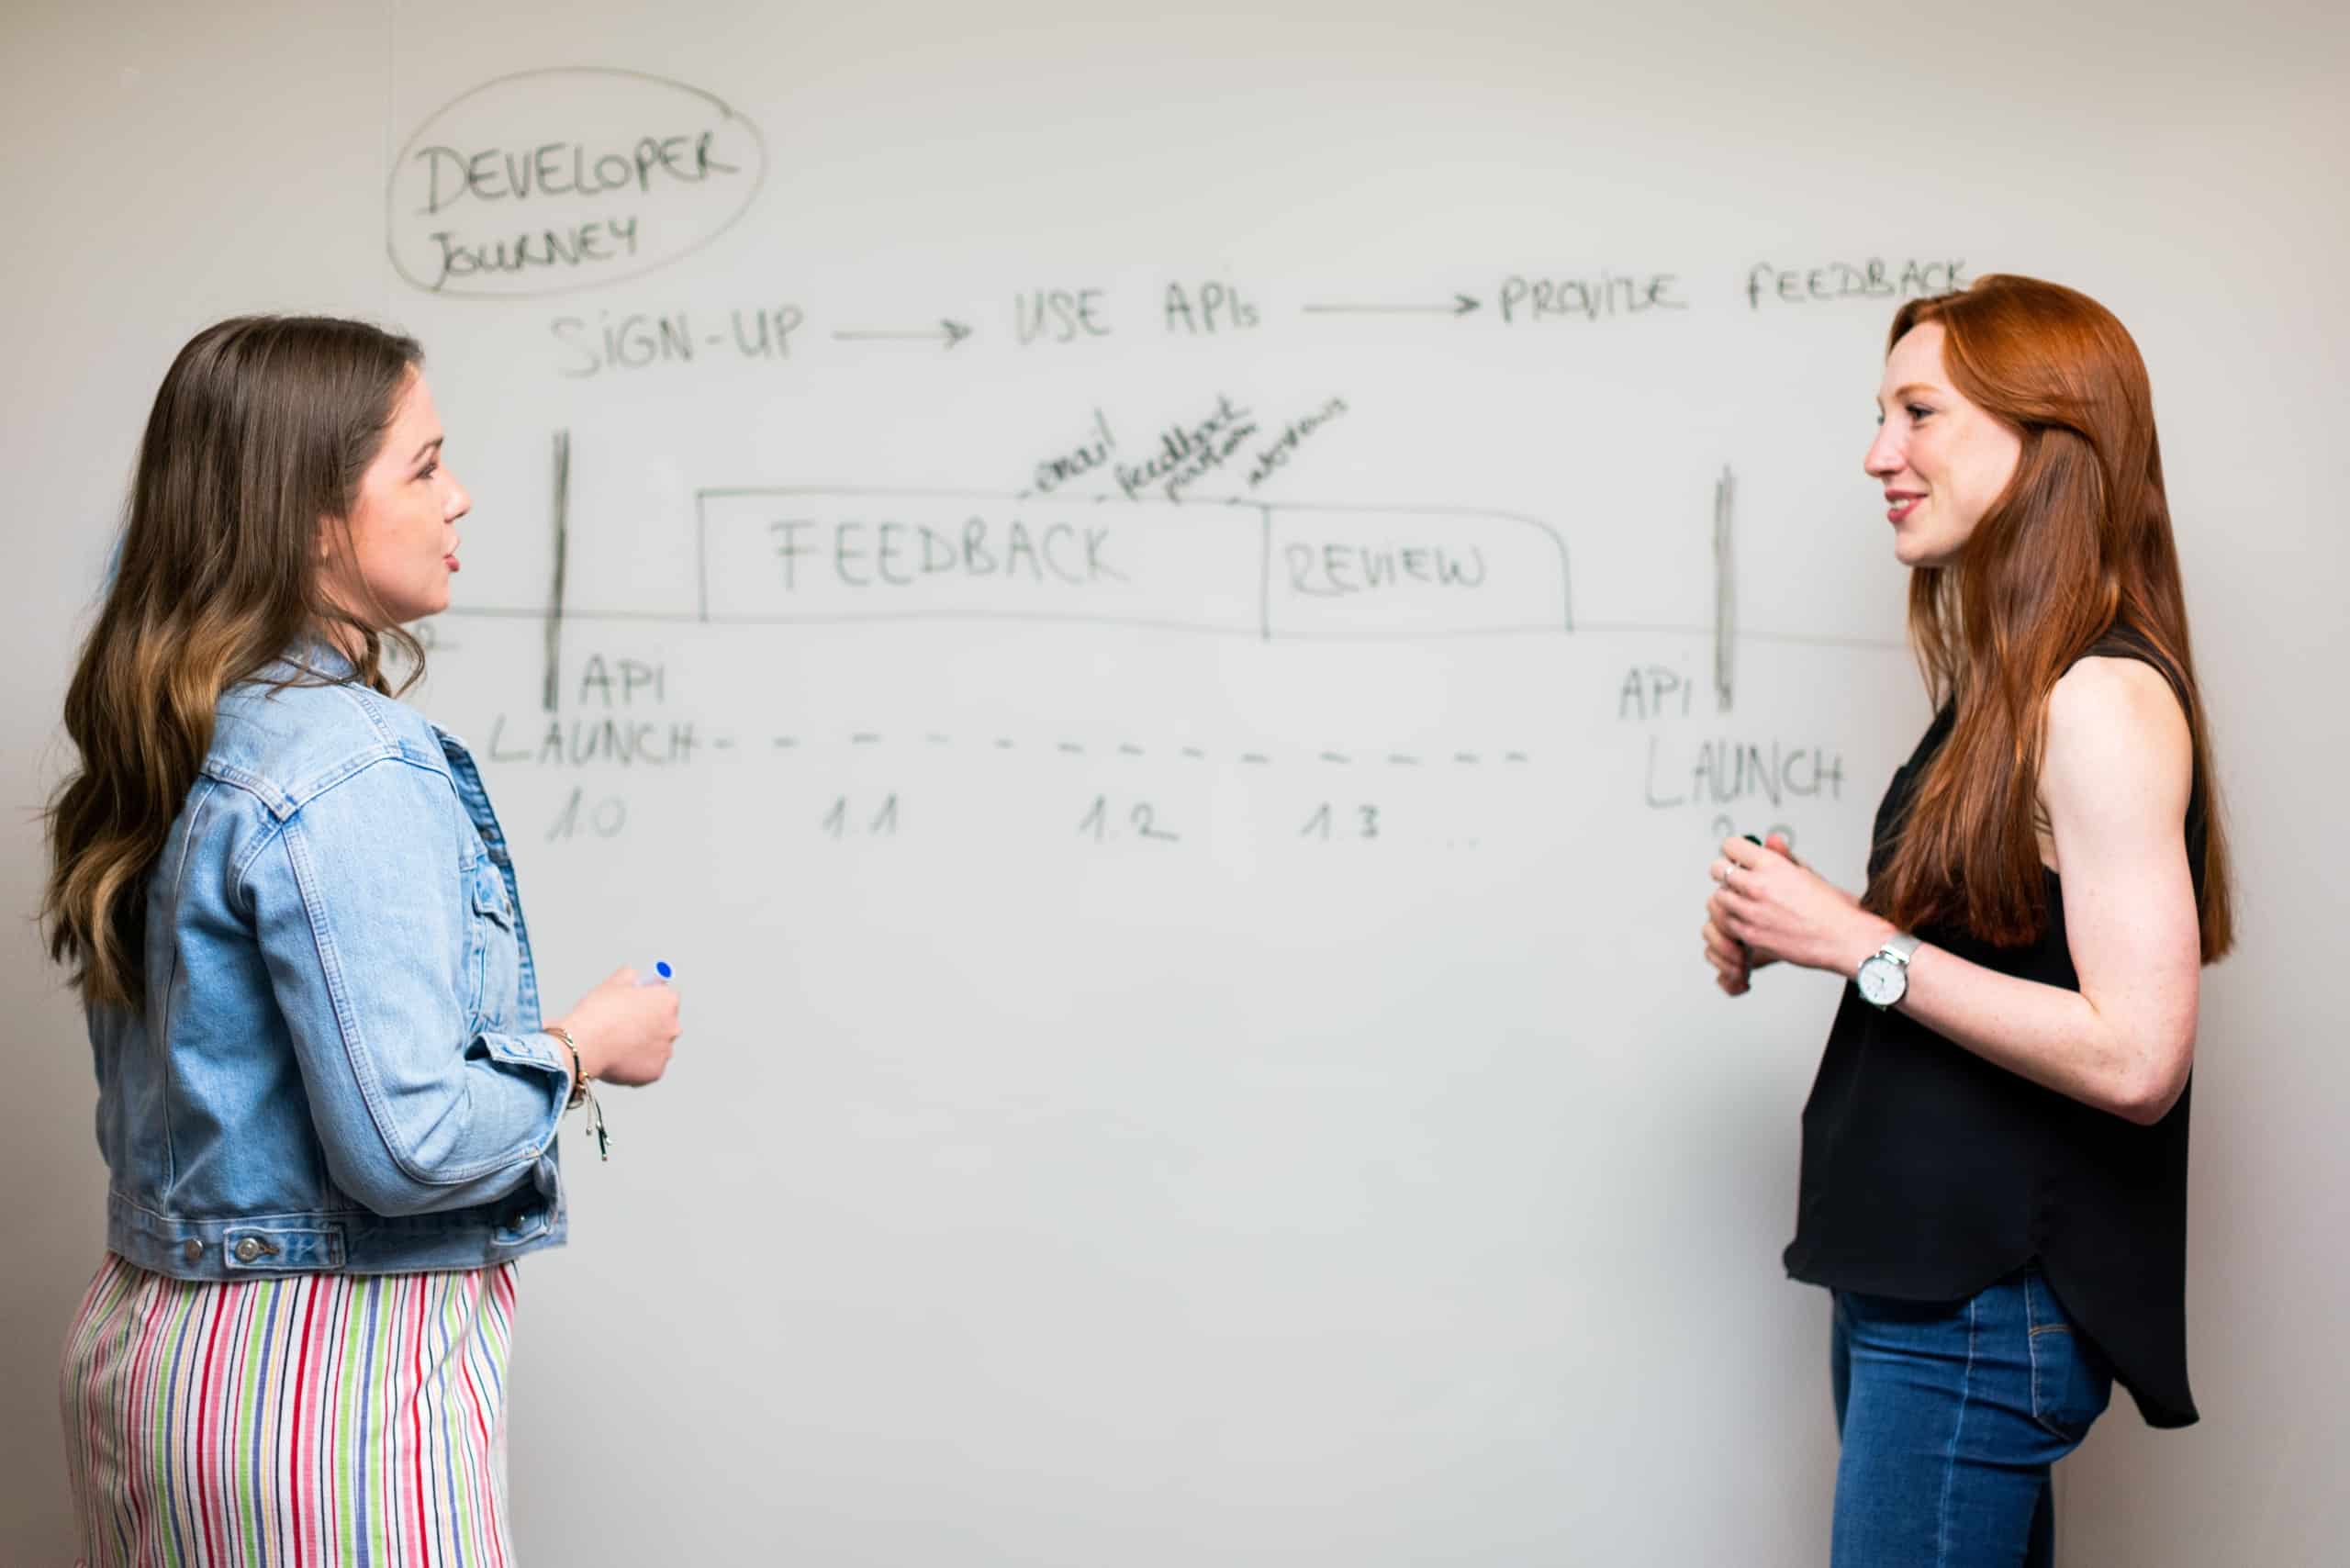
1700,834,1892,997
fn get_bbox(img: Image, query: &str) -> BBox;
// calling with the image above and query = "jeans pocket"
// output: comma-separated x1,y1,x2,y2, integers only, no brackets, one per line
2024,1275,2113,1443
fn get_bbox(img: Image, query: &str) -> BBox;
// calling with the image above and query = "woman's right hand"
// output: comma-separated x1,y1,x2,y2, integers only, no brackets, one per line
549,968,681,1087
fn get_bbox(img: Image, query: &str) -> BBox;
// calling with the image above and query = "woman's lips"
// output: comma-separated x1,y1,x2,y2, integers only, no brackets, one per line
1886,494,1922,523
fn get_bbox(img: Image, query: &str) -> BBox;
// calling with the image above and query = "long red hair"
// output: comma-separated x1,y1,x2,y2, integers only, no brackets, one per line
1863,274,2232,961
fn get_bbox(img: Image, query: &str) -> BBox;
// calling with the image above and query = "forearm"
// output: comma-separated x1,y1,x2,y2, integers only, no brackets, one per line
1834,909,2184,1124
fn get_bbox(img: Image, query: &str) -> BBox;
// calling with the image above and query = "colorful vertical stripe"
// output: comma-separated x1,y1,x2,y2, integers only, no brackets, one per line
60,1253,518,1568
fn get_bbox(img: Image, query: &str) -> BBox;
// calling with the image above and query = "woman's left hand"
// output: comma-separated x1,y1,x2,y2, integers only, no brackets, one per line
1706,835,1894,979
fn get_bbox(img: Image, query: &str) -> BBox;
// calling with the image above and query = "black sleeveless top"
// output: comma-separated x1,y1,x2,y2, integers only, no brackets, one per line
1783,633,2206,1428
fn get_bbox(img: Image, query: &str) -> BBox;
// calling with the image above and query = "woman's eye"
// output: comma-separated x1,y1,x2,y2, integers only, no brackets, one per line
1906,405,1932,422
417,462,439,480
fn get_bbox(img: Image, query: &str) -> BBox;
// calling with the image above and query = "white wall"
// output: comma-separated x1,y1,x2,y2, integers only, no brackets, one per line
4,2,2344,1562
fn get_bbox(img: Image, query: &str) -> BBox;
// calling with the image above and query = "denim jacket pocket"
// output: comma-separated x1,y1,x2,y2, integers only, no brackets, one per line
2024,1271,2114,1442
468,860,520,1034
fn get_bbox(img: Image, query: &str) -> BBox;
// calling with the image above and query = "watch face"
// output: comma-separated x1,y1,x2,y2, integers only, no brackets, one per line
1857,955,1906,1008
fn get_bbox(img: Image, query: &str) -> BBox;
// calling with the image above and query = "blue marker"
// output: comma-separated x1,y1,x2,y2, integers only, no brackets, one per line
637,961,673,987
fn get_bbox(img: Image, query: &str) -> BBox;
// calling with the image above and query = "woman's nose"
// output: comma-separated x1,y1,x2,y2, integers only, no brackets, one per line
1861,426,1902,477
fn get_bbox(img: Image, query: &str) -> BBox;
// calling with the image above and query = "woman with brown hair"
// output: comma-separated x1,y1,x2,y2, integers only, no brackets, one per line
1700,274,2232,1564
44,315,680,1564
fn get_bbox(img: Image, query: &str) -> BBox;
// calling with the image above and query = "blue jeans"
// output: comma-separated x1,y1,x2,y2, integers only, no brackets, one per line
1830,1267,2114,1566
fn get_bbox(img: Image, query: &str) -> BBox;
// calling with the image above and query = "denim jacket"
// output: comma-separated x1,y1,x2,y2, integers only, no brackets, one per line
88,651,569,1278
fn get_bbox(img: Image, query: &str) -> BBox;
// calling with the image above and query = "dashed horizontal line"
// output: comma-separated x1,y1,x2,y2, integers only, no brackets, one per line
739,734,1539,766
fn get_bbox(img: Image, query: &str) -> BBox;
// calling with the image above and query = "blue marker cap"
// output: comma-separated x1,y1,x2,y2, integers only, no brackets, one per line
637,961,673,986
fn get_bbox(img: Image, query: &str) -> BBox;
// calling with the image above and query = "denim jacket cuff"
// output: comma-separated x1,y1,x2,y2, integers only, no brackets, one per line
476,1029,567,1076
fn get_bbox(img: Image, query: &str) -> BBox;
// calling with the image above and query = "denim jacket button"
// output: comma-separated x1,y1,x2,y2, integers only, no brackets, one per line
183,1239,203,1262
233,1238,263,1263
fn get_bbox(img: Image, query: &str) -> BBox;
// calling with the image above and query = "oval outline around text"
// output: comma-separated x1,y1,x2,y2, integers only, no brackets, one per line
385,66,768,300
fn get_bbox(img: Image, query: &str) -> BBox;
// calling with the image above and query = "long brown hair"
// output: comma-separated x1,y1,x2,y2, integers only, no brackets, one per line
1864,274,2232,961
43,316,429,1010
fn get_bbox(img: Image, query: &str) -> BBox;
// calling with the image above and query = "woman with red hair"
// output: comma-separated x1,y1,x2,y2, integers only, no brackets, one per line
1701,274,2232,1564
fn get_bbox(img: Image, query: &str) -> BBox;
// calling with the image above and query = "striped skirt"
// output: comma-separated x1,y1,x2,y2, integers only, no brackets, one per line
60,1253,519,1568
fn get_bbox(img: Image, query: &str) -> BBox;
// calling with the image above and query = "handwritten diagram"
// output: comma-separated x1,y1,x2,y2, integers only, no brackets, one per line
693,490,1572,639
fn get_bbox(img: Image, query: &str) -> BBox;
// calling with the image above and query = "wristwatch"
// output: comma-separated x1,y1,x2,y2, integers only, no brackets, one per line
1855,934,1923,1010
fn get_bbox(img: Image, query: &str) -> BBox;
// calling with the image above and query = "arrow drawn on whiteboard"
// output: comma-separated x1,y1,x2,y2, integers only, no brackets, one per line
832,319,973,349
1302,294,1481,317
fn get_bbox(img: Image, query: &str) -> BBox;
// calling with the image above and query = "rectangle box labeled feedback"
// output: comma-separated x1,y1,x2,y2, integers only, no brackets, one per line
695,489,1263,633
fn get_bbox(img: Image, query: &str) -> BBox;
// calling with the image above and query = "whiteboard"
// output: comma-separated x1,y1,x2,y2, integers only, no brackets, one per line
4,4,2346,1564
